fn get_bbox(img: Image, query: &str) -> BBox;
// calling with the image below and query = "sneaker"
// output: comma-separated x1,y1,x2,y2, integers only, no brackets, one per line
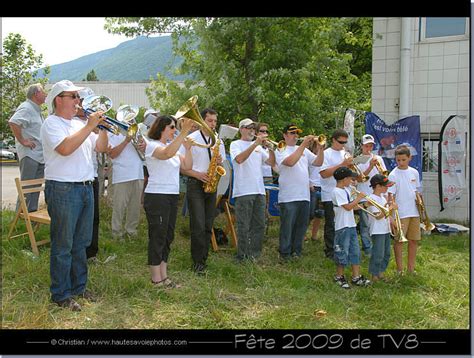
351,275,371,287
77,289,98,302
334,275,351,289
193,263,207,275
54,297,82,311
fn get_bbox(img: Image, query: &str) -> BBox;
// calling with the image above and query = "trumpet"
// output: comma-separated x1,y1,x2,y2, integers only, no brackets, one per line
79,95,137,137
373,154,390,176
349,187,391,218
344,152,369,182
276,135,326,152
416,192,435,232
391,205,408,242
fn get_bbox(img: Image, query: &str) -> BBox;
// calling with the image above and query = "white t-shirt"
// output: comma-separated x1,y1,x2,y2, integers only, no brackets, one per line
275,145,316,203
187,130,226,173
320,147,346,202
40,116,95,182
309,165,321,187
261,147,273,177
332,186,357,231
108,133,144,184
230,140,269,198
357,154,387,201
367,193,391,235
388,166,421,219
144,140,181,194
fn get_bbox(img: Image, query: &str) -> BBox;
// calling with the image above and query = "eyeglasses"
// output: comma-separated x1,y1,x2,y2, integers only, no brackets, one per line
336,139,348,144
258,129,268,133
58,94,81,100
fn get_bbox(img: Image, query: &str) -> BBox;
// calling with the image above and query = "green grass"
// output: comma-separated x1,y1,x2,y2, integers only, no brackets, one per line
1,196,470,329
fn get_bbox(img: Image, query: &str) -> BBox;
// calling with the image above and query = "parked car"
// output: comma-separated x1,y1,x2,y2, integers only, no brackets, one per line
1,148,16,160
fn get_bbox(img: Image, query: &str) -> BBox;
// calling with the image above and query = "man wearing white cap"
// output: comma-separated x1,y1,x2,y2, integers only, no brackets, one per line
230,118,275,262
8,83,47,212
40,80,108,311
181,107,226,274
355,134,388,257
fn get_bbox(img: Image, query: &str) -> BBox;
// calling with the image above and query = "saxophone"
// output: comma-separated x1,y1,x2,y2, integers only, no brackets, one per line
203,138,226,193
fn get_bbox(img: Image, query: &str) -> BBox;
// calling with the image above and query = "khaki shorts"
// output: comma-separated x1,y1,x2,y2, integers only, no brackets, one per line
400,217,421,241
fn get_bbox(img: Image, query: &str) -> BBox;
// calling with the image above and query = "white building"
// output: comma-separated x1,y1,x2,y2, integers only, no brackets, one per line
371,17,469,223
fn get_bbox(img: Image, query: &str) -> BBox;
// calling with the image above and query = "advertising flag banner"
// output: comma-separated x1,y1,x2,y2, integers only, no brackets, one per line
438,115,467,211
364,112,422,180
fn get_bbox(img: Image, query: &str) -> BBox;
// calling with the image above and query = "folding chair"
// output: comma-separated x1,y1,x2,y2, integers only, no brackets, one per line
7,177,50,256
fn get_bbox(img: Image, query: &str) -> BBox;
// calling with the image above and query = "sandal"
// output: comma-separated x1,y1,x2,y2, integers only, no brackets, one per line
162,277,182,289
151,279,165,288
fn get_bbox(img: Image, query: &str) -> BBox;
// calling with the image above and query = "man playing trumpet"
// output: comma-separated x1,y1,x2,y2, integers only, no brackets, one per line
230,118,275,262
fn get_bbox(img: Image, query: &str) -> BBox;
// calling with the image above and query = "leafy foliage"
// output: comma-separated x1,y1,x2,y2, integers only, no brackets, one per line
0,33,49,141
105,17,373,140
84,69,99,81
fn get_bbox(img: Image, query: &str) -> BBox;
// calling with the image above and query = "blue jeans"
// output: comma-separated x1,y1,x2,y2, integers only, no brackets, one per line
279,201,310,259
368,233,391,276
334,227,361,267
358,210,372,254
45,180,93,302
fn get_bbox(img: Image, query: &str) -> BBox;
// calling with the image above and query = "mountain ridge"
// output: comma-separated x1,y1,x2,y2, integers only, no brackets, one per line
39,35,186,82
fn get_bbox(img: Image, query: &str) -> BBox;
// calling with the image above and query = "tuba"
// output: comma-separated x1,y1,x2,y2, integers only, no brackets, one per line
203,137,226,193
416,192,435,232
116,104,145,161
174,95,216,149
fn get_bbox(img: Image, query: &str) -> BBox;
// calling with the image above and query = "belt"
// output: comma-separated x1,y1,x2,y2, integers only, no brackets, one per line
71,180,93,185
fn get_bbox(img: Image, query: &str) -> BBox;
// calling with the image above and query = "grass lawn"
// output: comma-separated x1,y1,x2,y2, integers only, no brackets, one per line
1,196,470,330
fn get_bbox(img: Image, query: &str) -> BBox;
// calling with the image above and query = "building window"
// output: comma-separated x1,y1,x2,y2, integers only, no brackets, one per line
419,17,468,42
422,137,439,173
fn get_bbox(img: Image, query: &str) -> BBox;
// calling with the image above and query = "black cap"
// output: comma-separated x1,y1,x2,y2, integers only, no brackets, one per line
370,174,394,188
333,166,358,181
282,124,302,134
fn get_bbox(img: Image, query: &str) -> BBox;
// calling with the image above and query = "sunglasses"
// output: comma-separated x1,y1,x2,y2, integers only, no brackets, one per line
58,94,81,100
336,139,348,144
169,125,176,129
244,125,255,129
258,129,269,133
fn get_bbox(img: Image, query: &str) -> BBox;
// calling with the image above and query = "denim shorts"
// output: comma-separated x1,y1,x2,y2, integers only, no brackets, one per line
334,226,361,266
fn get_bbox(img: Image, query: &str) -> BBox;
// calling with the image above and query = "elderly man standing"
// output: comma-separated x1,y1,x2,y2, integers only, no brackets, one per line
8,83,47,212
41,80,108,311
230,118,275,262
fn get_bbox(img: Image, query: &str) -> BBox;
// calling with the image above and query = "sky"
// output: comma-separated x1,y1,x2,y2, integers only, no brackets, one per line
1,17,133,66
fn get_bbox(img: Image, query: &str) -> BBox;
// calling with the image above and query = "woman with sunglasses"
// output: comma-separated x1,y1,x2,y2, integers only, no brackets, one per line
319,129,354,260
143,115,195,288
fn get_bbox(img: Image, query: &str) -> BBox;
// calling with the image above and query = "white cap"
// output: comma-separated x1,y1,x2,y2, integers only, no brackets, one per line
238,118,254,128
45,80,84,114
78,87,95,99
362,134,375,145
144,108,160,127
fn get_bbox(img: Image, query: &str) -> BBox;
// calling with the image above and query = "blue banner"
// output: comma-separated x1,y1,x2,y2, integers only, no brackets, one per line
364,112,422,180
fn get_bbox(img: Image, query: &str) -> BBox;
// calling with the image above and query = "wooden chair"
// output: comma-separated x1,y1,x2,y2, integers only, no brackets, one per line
7,177,50,256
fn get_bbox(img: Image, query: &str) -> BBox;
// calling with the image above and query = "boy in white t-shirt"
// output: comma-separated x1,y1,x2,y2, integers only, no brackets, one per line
387,145,422,275
332,166,371,289
366,174,397,282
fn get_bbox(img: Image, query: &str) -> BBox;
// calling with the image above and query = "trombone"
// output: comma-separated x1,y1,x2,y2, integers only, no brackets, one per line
349,187,391,218
174,95,216,149
79,95,137,137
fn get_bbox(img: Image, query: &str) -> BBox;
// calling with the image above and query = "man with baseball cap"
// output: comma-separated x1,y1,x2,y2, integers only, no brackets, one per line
41,80,109,311
356,133,388,257
275,123,322,262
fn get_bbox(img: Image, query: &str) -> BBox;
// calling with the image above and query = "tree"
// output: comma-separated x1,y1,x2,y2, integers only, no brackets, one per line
84,69,99,81
105,17,372,139
0,33,50,141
